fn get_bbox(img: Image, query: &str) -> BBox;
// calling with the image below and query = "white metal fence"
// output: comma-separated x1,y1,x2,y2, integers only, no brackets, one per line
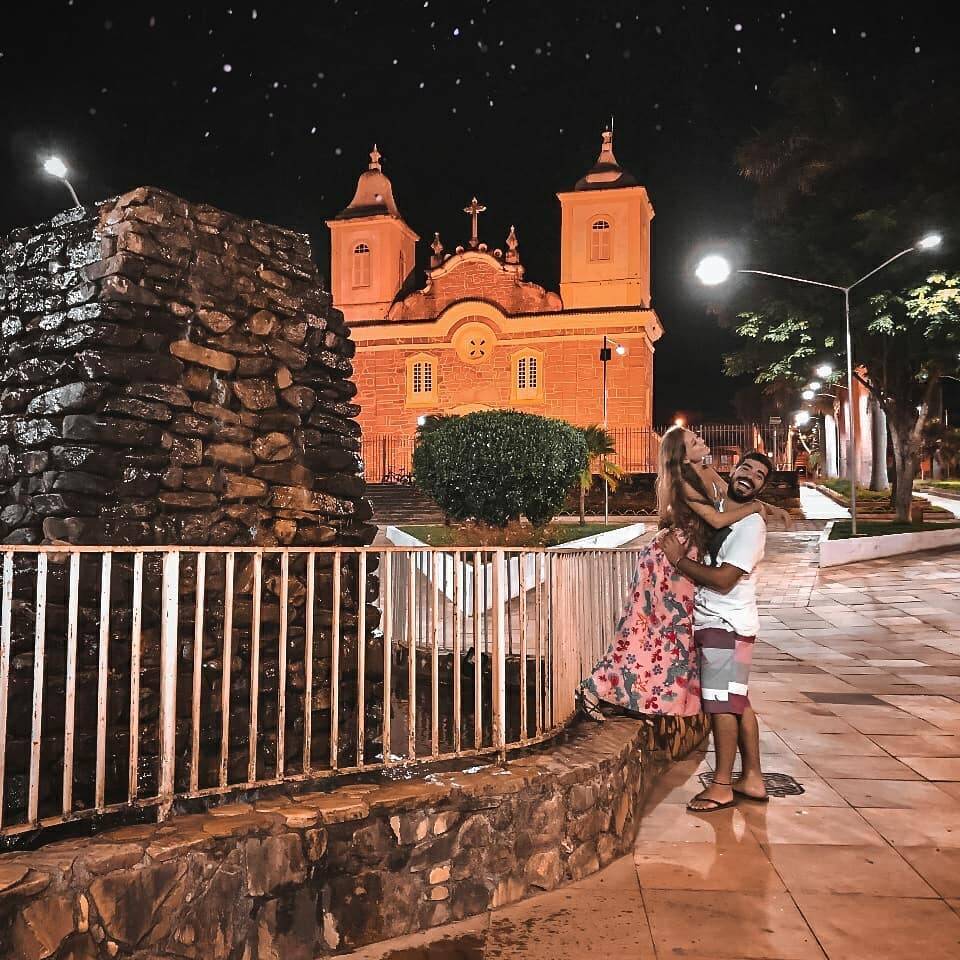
0,544,643,838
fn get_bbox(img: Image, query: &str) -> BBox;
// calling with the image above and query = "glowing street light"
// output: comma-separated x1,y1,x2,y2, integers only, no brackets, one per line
801,389,815,401
815,363,834,379
694,233,943,535
674,417,685,428
41,155,81,207
808,380,822,391
794,411,811,427
694,254,732,286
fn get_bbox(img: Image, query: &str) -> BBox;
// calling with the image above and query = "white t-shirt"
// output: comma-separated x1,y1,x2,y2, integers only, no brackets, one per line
694,513,765,637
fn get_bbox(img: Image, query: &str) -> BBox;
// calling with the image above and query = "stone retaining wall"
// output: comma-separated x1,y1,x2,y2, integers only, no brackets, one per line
0,714,708,958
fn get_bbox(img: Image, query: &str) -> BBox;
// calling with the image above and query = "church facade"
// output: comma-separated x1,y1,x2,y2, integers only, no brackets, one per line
326,133,662,462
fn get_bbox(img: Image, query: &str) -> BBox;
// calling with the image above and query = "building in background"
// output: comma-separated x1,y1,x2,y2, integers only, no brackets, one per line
326,133,662,477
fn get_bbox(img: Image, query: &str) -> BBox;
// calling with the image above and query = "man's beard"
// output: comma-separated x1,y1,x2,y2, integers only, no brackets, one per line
727,478,758,503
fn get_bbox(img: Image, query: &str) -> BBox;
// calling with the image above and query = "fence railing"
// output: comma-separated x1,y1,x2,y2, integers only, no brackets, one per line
363,424,789,483
0,544,642,838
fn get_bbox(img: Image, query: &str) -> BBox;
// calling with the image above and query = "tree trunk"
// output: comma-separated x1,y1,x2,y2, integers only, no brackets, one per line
869,397,890,491
579,484,586,526
887,414,921,523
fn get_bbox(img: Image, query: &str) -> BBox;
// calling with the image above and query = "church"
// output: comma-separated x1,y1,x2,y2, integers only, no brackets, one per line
326,132,662,475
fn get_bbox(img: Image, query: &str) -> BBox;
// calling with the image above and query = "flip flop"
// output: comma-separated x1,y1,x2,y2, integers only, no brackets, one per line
686,794,738,813
733,788,770,803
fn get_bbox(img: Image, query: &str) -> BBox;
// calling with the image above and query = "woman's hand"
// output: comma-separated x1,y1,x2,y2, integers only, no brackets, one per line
660,531,684,566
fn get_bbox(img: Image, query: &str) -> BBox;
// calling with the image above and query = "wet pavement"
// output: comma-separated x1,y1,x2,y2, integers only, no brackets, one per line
343,536,960,959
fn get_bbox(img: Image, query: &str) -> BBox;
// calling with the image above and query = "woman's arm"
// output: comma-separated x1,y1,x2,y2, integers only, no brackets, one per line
682,482,762,529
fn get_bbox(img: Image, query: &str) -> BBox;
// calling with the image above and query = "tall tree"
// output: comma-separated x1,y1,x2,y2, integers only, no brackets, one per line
723,63,960,520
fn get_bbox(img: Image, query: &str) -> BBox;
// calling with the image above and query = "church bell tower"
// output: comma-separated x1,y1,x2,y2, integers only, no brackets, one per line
557,130,654,310
326,146,419,323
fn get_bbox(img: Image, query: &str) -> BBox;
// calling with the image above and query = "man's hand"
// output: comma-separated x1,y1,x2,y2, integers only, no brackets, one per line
660,531,684,566
761,502,793,530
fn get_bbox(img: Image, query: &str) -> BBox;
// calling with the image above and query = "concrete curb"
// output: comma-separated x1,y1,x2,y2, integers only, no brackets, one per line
819,519,960,567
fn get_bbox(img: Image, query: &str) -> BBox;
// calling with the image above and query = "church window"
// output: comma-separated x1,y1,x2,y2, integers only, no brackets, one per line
590,219,611,262
406,353,437,407
512,349,544,402
352,242,371,287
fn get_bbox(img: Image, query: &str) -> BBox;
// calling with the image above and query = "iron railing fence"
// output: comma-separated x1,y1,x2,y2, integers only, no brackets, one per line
363,424,789,483
0,544,643,838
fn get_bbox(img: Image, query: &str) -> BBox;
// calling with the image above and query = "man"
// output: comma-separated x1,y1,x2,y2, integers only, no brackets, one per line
661,451,773,812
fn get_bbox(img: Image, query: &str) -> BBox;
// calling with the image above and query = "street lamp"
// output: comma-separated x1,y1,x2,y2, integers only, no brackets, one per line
801,389,816,401
599,335,628,525
42,155,81,207
695,232,943,535
815,363,834,379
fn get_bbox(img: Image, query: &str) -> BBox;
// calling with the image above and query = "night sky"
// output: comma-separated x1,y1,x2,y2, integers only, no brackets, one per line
1,1,954,421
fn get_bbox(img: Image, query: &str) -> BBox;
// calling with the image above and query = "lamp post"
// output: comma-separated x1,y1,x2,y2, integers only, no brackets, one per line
599,335,627,525
42,156,81,207
695,234,942,536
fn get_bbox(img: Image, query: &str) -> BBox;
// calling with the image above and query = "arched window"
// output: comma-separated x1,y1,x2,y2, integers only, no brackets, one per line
352,242,371,287
406,353,438,406
590,219,611,262
512,350,544,402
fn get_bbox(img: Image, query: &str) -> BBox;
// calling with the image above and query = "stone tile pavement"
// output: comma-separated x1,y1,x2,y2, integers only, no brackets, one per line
344,539,960,959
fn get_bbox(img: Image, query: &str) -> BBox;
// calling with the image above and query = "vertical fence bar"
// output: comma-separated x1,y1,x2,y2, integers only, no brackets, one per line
381,551,392,766
94,553,112,811
129,552,144,802
330,551,341,770
518,550,527,743
430,551,440,757
534,551,543,737
303,552,315,774
0,552,11,826
407,551,417,760
159,550,180,820
28,553,48,824
356,550,366,767
472,550,482,749
491,550,506,756
277,550,289,778
61,552,80,818
219,551,234,789
189,552,204,794
248,551,263,783
95,553,113,810
452,550,462,755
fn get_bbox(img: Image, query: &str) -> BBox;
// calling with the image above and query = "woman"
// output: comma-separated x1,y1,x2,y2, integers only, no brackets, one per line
578,426,787,719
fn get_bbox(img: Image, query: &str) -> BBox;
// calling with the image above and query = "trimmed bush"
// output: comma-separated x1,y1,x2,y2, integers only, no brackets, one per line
412,411,587,527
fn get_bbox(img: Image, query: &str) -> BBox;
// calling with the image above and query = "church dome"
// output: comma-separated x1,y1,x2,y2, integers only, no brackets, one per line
334,145,404,220
574,130,639,191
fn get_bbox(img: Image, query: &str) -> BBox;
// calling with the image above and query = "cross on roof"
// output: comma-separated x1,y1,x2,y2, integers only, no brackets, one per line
463,196,487,248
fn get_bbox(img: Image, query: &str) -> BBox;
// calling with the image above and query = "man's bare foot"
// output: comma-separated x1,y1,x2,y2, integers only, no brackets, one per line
732,771,768,800
687,780,735,812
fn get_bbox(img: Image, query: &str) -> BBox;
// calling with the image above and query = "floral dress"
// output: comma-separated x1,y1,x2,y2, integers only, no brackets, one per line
581,534,701,716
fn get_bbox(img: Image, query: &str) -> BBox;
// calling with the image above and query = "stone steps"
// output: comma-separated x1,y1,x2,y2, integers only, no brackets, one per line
364,483,445,524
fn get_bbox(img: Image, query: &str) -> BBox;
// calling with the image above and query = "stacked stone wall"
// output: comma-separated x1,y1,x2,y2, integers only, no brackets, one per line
0,186,374,548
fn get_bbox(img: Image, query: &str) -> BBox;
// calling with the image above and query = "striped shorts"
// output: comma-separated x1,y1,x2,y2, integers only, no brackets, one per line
694,628,755,715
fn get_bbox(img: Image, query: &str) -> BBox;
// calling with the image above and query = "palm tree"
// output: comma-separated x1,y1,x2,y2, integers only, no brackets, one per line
578,425,624,525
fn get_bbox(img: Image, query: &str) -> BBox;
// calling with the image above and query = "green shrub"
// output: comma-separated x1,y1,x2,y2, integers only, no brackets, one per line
412,411,587,527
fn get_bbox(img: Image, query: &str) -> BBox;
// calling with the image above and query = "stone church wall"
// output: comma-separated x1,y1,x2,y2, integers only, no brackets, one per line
352,322,654,436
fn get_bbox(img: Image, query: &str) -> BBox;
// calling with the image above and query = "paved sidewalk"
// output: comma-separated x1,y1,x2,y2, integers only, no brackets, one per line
346,538,960,959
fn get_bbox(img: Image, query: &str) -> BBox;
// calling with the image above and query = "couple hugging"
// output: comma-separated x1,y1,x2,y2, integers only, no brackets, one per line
580,425,790,813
